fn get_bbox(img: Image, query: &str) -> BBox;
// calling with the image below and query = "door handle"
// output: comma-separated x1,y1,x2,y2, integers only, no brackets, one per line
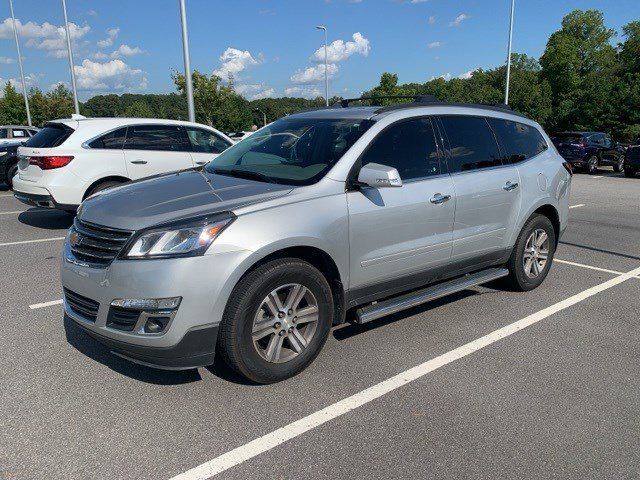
430,193,451,204
130,160,148,165
503,181,519,191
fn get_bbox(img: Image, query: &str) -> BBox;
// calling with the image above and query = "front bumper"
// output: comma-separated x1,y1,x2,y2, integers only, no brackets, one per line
61,239,250,370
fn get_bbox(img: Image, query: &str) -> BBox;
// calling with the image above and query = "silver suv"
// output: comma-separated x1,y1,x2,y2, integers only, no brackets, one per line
61,98,572,383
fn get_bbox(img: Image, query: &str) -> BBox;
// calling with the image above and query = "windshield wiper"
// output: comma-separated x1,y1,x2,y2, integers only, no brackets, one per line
211,168,280,184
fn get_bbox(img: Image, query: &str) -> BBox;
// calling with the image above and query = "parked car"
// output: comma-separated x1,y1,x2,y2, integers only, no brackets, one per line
551,131,624,174
623,138,640,178
228,130,255,142
61,99,571,383
0,125,39,188
13,117,233,211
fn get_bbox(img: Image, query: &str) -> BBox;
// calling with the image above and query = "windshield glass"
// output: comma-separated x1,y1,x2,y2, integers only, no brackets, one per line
205,117,374,185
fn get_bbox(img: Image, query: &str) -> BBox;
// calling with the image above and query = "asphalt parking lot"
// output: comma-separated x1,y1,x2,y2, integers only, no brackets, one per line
1,171,639,480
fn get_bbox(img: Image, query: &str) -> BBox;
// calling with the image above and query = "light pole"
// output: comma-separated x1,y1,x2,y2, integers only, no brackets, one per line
504,0,515,105
8,0,31,125
61,0,80,115
254,108,267,127
316,25,328,106
179,0,196,122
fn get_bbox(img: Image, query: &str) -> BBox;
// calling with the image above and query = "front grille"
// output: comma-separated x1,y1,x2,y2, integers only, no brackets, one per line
64,288,100,322
69,218,132,267
106,307,140,331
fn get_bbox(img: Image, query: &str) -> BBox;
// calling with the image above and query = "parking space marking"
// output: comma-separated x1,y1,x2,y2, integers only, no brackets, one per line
0,237,65,247
29,299,63,310
555,258,624,276
0,210,26,215
568,204,585,209
0,193,15,197
591,175,603,178
170,264,640,480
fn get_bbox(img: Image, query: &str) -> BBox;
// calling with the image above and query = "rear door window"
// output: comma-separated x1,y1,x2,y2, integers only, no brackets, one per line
123,125,191,152
25,124,74,148
439,116,502,173
88,127,127,149
487,118,547,163
186,128,231,153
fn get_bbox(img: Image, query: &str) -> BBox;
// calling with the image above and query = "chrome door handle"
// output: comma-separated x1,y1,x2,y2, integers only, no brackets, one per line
503,181,519,191
430,193,451,204
130,160,148,165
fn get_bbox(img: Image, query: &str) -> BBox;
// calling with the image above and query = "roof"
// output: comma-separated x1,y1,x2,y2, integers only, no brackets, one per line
285,106,380,121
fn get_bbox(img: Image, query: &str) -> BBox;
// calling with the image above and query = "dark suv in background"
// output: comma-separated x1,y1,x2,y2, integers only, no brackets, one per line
552,132,624,174
623,139,640,178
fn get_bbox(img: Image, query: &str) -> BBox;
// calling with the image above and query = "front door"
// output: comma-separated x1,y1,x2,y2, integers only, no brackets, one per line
347,116,455,291
123,124,194,179
438,115,522,261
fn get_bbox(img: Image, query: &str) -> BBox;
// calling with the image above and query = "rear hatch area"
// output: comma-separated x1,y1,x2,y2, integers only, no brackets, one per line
18,121,76,181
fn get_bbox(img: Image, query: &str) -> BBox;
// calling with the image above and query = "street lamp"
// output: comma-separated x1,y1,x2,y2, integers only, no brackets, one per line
504,0,515,105
61,0,80,115
316,25,328,106
8,0,31,126
254,108,267,127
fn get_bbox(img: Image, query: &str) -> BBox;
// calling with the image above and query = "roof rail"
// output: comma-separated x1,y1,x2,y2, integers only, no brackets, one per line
335,95,441,108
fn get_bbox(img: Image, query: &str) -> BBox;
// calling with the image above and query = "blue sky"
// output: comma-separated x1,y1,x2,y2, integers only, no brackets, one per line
0,0,637,101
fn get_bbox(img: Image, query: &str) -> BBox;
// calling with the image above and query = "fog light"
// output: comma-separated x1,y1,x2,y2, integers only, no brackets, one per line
144,317,169,334
111,297,181,310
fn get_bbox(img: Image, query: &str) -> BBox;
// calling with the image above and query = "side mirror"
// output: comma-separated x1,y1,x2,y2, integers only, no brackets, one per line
357,163,403,188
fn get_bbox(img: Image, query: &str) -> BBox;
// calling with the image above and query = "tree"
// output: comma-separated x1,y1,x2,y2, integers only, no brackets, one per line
123,100,154,118
0,82,27,125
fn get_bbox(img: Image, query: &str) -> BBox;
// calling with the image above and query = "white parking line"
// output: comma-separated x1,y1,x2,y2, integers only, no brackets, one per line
554,258,624,276
29,299,63,310
568,204,585,209
0,193,14,197
0,236,65,247
0,210,26,215
170,264,640,480
591,175,603,179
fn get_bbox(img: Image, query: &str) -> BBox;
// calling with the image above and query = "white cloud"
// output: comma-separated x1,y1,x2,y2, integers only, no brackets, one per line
310,32,370,64
428,16,436,24
411,0,430,3
427,41,442,49
458,70,475,79
110,44,143,58
0,18,91,58
235,83,276,100
213,47,261,81
449,13,470,27
290,63,338,84
0,56,15,64
97,27,119,48
0,73,40,94
73,59,147,91
284,86,322,99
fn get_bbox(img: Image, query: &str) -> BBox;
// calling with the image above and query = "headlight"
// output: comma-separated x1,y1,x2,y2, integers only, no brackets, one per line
122,214,234,259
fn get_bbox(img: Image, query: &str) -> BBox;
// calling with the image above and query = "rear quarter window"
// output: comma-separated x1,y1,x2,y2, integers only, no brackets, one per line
488,118,547,164
25,124,74,148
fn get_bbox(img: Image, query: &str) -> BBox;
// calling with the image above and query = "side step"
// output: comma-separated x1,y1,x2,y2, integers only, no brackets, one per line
355,267,509,324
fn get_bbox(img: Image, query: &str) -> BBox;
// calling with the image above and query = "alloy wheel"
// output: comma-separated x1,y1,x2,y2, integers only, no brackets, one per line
251,283,319,363
523,229,550,278
588,156,598,173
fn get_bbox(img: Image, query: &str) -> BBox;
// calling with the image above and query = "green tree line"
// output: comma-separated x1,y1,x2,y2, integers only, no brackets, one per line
1,10,638,140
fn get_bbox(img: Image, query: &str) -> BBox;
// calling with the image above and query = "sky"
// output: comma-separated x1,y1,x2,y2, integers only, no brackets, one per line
0,0,637,101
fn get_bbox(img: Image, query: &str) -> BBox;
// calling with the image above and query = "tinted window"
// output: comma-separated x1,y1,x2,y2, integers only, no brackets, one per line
124,125,191,151
360,117,440,180
88,127,127,149
0,129,7,139
488,118,547,163
187,128,231,154
25,124,73,148
206,118,373,186
440,116,502,172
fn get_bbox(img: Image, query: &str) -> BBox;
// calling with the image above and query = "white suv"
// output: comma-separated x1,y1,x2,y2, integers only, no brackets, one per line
13,117,233,211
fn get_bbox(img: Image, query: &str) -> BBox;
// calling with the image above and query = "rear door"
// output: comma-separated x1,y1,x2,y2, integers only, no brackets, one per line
186,127,233,166
347,116,455,291
439,115,521,262
123,124,194,179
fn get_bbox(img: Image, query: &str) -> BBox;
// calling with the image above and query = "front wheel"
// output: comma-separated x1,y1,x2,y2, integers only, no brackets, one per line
587,155,599,174
218,258,333,384
505,214,556,291
613,157,624,173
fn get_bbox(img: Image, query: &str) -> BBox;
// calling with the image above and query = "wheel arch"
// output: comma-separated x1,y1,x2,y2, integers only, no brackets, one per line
533,204,560,246
82,175,131,200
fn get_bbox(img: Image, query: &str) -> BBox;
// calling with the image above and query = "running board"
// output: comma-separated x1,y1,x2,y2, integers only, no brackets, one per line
355,267,509,324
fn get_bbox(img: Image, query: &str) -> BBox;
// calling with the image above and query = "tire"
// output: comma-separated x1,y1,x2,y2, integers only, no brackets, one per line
5,162,18,190
505,214,556,291
613,157,624,173
624,169,636,178
218,258,333,384
587,155,599,174
85,180,123,198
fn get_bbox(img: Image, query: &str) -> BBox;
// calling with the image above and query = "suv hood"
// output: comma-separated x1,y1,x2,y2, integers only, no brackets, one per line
79,168,294,230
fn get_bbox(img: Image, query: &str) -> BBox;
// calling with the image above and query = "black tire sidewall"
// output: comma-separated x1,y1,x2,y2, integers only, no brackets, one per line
508,215,556,291
588,156,598,174
6,162,18,189
87,180,122,198
220,259,333,383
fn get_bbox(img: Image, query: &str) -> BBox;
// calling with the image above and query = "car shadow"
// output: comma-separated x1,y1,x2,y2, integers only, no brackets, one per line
18,208,74,229
0,183,9,192
333,289,480,341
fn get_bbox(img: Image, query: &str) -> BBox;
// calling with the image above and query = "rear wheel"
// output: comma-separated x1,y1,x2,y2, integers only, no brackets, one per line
5,162,18,190
218,258,333,384
587,155,599,174
85,180,124,199
613,157,624,173
505,214,556,291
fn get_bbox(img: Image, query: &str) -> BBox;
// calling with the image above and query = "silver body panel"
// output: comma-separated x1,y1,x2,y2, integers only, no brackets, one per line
61,104,571,364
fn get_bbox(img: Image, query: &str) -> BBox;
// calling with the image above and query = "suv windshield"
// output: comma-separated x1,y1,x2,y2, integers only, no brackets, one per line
205,117,373,185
